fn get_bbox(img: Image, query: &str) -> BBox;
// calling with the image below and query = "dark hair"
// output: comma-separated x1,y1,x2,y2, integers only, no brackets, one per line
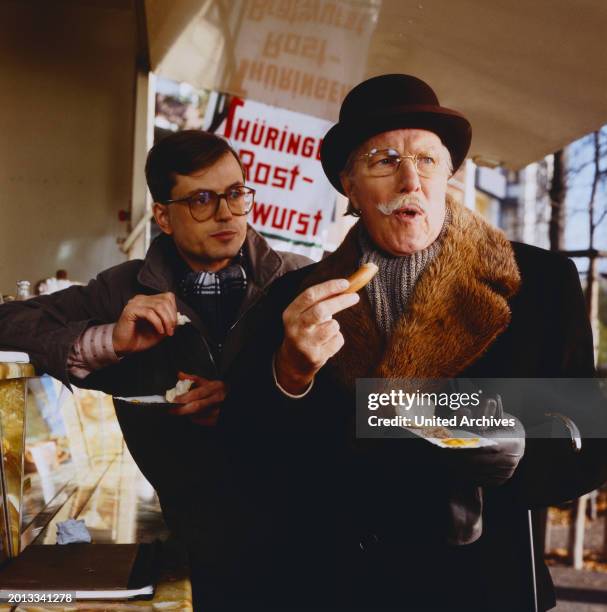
145,130,245,202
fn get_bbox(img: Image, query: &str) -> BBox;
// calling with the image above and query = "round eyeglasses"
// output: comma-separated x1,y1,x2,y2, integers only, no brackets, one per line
357,148,444,178
164,186,256,222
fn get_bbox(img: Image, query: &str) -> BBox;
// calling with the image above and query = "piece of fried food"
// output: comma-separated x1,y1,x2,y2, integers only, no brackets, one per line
165,378,194,403
344,263,379,293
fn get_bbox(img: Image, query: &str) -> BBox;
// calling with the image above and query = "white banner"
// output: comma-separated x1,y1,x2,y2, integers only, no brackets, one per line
212,95,337,260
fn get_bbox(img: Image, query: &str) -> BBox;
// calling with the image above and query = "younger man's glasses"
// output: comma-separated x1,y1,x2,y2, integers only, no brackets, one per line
164,186,256,222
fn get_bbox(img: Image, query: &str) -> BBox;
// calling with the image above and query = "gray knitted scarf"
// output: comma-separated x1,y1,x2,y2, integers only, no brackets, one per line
358,207,451,336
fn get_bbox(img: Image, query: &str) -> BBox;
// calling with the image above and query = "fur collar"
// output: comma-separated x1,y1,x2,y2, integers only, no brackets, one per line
299,197,521,389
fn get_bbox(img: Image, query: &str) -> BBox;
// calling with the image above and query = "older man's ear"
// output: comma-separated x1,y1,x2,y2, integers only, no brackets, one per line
340,173,361,217
340,171,352,197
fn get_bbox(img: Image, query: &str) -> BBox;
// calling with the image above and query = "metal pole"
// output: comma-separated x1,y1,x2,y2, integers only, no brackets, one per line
528,510,539,612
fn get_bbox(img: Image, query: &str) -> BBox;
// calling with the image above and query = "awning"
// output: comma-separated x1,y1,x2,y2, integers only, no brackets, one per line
145,0,607,169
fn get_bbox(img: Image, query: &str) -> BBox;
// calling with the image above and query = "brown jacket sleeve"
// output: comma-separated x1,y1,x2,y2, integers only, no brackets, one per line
0,261,139,387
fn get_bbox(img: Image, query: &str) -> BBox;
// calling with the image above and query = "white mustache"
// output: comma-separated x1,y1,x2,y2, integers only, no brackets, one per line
376,195,423,216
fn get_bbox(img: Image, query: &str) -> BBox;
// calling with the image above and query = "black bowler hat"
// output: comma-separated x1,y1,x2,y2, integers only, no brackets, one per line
321,74,472,194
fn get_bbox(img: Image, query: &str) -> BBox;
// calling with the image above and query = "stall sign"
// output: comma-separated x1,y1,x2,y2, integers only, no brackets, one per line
212,95,337,260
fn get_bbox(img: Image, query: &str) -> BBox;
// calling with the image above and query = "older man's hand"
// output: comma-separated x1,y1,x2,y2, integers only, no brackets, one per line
275,279,360,395
447,415,526,487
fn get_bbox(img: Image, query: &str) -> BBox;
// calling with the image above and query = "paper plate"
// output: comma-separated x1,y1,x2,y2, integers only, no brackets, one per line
114,395,169,404
409,428,496,449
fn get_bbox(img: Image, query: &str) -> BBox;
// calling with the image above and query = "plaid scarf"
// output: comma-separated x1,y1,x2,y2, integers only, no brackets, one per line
178,252,247,352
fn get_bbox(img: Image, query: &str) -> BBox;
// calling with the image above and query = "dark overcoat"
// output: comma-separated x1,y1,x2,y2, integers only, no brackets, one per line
222,200,607,612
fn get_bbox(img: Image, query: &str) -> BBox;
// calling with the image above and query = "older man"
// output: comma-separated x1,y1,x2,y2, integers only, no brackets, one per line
224,75,607,611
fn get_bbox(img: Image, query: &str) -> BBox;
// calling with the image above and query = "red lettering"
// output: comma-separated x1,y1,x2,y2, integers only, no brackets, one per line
239,149,255,181
278,127,288,150
289,165,300,190
286,133,301,155
295,213,310,236
301,137,315,158
272,166,288,189
251,201,273,226
264,127,279,149
223,97,245,139
312,210,323,236
254,162,271,185
234,118,251,142
251,121,266,145
271,207,287,229
286,208,298,231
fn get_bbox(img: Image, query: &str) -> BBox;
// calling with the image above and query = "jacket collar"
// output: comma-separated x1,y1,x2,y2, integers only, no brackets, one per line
299,197,521,389
238,225,284,309
137,233,182,293
136,227,287,369
137,225,284,297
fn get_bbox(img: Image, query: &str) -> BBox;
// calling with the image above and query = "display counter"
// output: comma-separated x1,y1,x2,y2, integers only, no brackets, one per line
0,362,36,561
0,362,191,611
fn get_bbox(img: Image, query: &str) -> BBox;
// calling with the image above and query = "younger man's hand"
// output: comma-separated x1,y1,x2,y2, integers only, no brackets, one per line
169,372,226,426
113,293,178,355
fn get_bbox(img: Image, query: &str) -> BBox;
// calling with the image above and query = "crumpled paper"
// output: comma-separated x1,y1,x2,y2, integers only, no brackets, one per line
56,518,92,544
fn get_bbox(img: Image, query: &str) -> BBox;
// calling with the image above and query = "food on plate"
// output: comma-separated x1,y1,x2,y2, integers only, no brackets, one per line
344,263,379,293
442,438,481,447
408,425,489,449
412,425,453,439
165,379,194,402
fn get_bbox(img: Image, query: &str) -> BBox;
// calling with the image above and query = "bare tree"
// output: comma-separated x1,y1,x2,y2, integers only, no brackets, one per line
586,130,607,361
558,129,607,360
549,149,566,251
550,133,607,567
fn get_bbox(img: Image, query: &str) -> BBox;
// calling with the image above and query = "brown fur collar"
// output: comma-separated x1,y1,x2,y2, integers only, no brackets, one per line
299,197,521,389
